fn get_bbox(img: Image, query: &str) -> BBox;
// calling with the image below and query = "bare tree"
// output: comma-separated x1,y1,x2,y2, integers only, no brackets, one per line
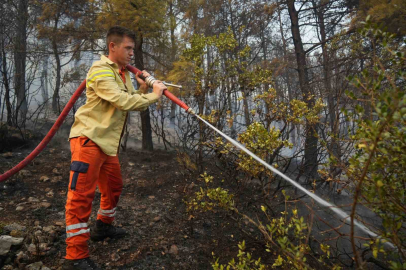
0,8,13,126
286,0,320,180
13,0,29,125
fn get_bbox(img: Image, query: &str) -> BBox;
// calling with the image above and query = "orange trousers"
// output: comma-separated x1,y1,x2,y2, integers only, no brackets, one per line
65,136,123,260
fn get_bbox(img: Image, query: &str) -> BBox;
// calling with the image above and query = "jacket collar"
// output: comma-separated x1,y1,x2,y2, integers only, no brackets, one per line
101,55,117,67
101,55,127,73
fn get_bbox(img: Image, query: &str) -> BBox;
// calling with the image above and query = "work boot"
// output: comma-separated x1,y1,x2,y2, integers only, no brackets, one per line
90,220,126,241
62,257,101,270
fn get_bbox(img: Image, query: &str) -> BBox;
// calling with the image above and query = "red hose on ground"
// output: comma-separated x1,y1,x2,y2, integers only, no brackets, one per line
0,65,190,182
0,80,86,182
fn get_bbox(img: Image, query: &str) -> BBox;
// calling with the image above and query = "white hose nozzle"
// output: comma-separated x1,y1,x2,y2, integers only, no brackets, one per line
162,82,182,89
144,76,183,89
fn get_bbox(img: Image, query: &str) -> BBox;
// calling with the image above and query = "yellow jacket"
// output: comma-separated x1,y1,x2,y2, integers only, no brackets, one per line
69,55,159,156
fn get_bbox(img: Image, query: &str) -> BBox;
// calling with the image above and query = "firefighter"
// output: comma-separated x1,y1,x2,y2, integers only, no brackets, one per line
62,26,166,270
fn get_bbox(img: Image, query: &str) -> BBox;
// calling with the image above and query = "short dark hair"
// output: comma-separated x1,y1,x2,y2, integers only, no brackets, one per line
106,26,136,49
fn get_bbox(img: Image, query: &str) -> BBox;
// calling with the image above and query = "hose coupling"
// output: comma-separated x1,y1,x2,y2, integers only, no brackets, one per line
145,75,157,88
186,108,196,115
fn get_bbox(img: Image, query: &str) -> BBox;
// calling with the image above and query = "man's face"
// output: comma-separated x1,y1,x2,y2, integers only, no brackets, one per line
110,36,135,67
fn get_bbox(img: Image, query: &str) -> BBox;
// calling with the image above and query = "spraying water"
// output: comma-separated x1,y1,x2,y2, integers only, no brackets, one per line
194,114,395,249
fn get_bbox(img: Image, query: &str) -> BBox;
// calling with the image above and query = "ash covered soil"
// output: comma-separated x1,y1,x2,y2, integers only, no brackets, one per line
0,142,252,270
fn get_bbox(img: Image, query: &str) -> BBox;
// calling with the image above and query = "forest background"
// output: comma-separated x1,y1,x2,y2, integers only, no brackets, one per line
0,0,405,269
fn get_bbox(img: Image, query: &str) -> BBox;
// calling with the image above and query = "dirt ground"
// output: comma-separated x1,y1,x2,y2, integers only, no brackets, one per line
1,132,392,270
0,136,258,270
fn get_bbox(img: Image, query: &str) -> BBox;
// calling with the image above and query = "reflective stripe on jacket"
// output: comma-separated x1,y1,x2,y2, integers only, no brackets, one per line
69,55,159,156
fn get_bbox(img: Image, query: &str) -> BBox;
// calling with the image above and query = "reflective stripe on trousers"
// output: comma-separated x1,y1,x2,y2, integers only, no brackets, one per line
98,207,117,217
66,222,89,238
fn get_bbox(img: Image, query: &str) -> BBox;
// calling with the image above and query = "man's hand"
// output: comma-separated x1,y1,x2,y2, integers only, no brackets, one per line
152,81,166,98
135,70,150,93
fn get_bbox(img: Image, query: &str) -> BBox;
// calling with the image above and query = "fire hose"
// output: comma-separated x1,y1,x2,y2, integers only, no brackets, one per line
0,65,192,183
0,65,395,248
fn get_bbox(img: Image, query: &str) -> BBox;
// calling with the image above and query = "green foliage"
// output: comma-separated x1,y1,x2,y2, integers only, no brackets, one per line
212,241,266,270
186,172,338,269
342,19,406,266
254,191,335,270
204,87,324,184
253,88,325,125
96,0,166,38
185,172,234,213
168,27,273,111
354,0,406,37
237,122,291,178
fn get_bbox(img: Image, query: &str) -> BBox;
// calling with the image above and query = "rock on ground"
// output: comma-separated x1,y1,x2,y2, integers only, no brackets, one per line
0,235,24,255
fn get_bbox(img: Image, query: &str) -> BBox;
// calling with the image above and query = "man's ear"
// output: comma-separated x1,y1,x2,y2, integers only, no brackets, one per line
109,42,115,53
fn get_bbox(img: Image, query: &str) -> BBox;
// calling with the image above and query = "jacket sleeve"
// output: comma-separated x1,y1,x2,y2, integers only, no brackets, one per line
87,65,159,111
131,83,149,95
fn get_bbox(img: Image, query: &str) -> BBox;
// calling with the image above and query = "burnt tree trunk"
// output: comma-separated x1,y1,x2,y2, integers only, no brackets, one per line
1,45,13,126
287,0,319,180
278,5,296,145
241,88,251,126
52,17,62,114
41,55,49,102
197,92,206,171
169,1,177,123
315,4,342,173
14,0,28,125
0,2,13,125
134,33,154,151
